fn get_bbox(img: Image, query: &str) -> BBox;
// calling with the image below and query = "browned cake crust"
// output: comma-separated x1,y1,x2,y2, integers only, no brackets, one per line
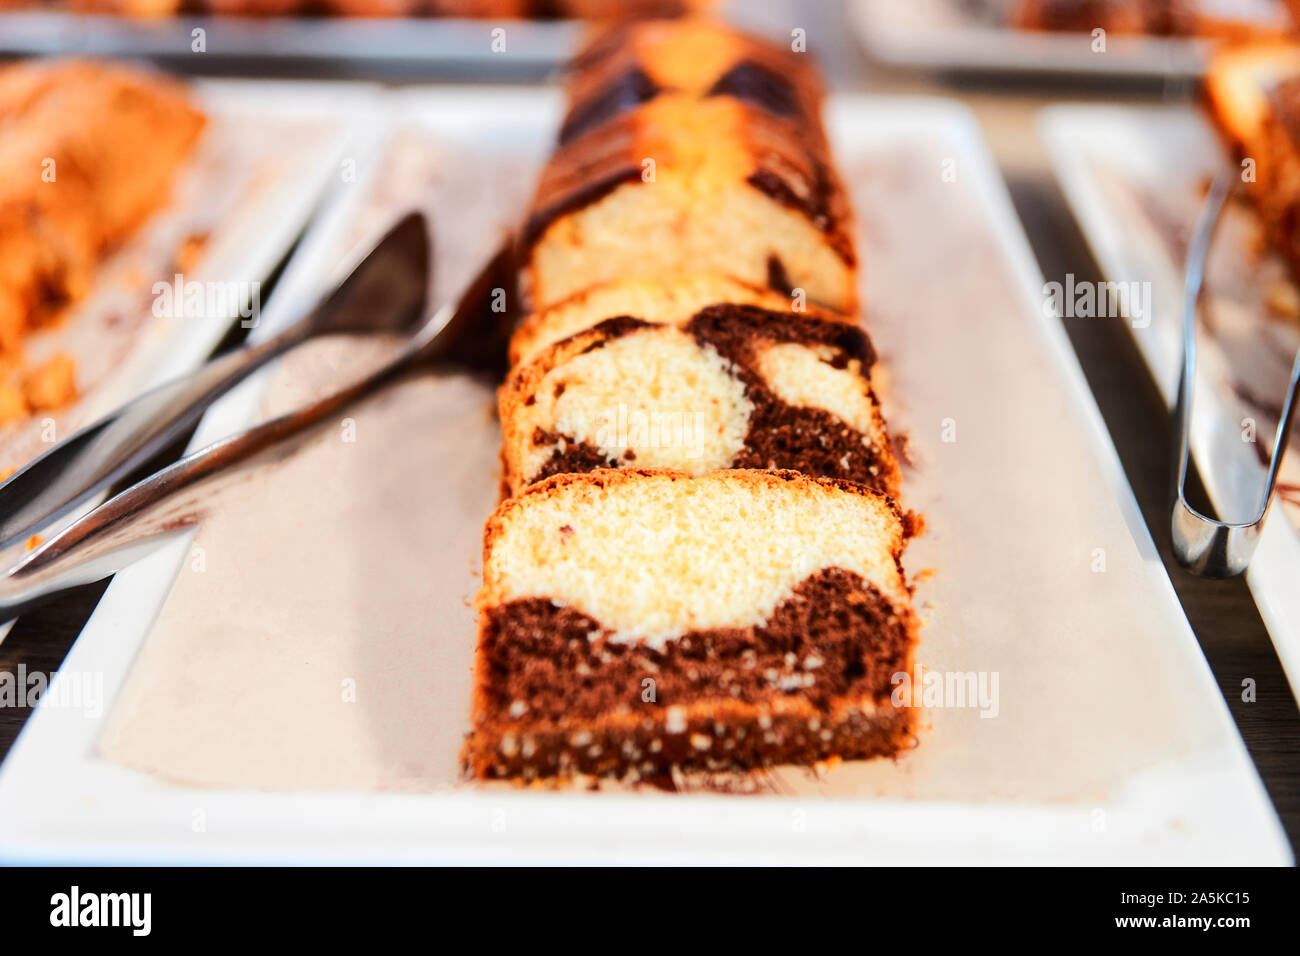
498,302,901,498
465,468,918,782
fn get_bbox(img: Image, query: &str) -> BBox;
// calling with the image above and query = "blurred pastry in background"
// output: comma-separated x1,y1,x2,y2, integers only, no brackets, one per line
1011,0,1147,34
1205,40,1300,277
1012,0,1294,39
0,59,204,412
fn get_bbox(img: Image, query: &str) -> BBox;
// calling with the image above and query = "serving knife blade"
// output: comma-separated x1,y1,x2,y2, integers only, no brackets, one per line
0,211,431,552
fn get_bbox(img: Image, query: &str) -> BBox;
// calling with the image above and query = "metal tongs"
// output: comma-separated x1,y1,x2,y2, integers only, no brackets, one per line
1172,170,1300,577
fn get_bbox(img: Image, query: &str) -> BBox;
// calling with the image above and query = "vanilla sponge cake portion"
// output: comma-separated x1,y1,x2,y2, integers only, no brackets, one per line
509,273,849,367
502,319,750,485
1206,41,1300,276
499,303,899,498
520,93,857,313
465,469,918,781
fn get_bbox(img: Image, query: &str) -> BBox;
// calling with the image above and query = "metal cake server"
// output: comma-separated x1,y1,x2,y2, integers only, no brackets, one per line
0,211,432,553
1171,170,1300,577
0,234,514,619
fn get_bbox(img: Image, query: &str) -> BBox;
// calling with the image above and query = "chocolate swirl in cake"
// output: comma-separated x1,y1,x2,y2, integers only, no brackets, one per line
511,304,897,496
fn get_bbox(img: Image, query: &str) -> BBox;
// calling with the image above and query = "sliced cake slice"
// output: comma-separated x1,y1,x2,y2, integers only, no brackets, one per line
464,468,918,782
498,300,899,498
558,17,827,145
519,91,856,313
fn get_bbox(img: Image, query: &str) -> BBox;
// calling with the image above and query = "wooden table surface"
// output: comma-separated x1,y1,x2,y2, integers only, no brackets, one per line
1,2,1297,860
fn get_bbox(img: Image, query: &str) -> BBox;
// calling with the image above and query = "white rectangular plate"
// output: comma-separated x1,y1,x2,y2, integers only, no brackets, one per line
1040,103,1300,701
851,0,1216,79
0,89,1288,864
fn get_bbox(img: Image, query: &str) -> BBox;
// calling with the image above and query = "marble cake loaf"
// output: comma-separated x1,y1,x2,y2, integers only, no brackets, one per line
464,469,918,782
518,19,857,313
498,281,899,498
466,19,920,784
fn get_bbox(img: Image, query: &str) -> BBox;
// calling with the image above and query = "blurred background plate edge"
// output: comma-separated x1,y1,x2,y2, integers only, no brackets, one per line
0,12,578,76
850,0,1209,80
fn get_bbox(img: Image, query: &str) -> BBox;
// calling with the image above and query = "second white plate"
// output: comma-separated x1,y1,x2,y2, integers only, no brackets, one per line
1041,102,1300,701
